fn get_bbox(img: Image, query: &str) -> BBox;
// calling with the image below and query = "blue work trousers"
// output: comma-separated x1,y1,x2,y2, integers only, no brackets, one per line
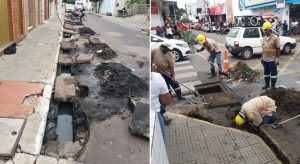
262,61,278,86
209,52,222,74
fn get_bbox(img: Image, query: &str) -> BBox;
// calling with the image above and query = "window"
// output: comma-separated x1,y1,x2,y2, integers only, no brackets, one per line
151,36,163,42
227,28,240,38
243,28,260,38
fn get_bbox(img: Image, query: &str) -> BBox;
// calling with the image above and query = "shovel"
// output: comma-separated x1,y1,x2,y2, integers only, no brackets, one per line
270,114,300,129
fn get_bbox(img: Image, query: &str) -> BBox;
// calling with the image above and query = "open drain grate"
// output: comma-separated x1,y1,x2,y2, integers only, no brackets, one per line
61,65,72,74
194,82,240,108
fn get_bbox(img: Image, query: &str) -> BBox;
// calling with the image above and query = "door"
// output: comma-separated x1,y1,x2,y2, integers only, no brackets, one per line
241,28,261,53
0,0,12,48
16,0,24,37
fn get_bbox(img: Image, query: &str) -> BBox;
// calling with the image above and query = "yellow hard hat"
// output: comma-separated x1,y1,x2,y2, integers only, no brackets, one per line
262,22,272,30
235,112,246,126
197,34,206,44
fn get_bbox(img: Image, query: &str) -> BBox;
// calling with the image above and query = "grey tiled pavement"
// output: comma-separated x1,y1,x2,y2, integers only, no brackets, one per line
0,18,61,83
165,112,281,164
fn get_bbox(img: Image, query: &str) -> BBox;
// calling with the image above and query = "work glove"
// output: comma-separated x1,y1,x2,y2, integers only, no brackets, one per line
151,64,158,71
275,58,279,66
197,49,203,52
171,75,176,82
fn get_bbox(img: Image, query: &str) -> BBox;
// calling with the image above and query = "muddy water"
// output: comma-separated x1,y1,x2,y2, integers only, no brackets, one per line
56,103,73,142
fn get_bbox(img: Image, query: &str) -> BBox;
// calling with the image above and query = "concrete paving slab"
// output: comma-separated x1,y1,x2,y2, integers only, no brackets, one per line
75,54,95,64
54,76,77,102
0,104,34,119
165,112,281,164
18,97,50,155
58,56,75,65
36,155,58,164
129,101,149,138
4,160,13,164
0,118,25,157
58,159,83,164
13,153,36,164
260,120,300,164
0,81,44,104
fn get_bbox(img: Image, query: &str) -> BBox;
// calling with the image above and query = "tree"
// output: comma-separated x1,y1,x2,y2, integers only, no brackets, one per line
178,8,186,16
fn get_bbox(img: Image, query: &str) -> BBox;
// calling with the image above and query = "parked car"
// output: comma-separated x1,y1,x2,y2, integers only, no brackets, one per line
65,4,74,13
74,1,84,10
151,34,191,62
225,27,297,59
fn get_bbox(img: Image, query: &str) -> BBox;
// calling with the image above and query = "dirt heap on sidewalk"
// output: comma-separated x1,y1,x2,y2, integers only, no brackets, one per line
262,87,300,115
85,42,118,60
227,61,261,82
79,27,96,36
95,62,148,97
182,106,213,122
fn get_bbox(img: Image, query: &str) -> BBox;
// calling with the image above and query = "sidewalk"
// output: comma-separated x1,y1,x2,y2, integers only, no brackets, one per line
88,12,149,34
0,16,81,163
165,112,281,164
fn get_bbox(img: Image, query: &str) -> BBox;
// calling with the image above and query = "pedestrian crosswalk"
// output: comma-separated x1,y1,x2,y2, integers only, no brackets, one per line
174,60,201,95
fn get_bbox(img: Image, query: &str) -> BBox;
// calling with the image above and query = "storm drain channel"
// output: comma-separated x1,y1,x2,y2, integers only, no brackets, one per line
60,65,72,74
57,102,73,142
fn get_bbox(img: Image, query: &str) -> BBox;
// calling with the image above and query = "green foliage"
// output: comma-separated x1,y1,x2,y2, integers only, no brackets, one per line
178,8,186,16
63,0,75,4
89,0,100,2
125,0,143,8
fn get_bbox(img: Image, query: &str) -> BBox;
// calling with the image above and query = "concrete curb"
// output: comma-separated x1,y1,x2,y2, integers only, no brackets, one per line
18,17,63,156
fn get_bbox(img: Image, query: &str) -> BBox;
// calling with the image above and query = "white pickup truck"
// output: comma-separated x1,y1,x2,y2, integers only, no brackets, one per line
225,27,297,59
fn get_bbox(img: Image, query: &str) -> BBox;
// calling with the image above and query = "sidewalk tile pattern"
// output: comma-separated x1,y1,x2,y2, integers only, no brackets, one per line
166,113,281,164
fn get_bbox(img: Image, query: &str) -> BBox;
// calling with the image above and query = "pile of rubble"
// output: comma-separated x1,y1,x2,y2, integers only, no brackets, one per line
262,87,300,115
226,61,261,82
95,62,148,97
84,41,118,60
78,27,96,36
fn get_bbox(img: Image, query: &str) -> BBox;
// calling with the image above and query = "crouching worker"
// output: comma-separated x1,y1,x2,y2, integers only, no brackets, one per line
235,96,276,127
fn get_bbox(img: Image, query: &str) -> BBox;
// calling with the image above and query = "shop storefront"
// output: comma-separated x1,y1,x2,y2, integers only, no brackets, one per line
209,4,226,26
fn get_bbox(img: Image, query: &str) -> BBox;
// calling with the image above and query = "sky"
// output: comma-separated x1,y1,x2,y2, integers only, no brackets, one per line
177,0,197,9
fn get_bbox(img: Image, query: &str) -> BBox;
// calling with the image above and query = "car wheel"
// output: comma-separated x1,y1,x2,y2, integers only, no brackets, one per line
283,43,291,55
171,49,183,62
241,47,253,60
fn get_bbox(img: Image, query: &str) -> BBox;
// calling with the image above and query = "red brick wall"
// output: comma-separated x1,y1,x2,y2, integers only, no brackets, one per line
7,0,27,43
20,0,27,37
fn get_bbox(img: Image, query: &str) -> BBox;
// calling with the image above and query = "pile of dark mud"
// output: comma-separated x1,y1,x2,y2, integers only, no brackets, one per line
182,107,214,122
227,61,261,82
95,62,148,97
262,87,300,115
84,42,118,60
78,27,96,36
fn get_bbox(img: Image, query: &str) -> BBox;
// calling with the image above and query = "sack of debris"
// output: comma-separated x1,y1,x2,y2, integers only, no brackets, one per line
4,43,17,54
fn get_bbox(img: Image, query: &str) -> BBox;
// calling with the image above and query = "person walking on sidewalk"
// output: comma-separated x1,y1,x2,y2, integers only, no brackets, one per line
282,20,288,36
261,22,280,90
151,70,172,143
151,43,186,100
166,24,175,39
235,96,276,127
196,34,222,78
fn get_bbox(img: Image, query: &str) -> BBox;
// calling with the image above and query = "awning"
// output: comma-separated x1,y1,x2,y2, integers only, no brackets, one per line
260,13,275,19
209,4,224,16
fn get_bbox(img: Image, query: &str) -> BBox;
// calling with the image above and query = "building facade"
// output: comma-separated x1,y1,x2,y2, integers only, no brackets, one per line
0,0,59,54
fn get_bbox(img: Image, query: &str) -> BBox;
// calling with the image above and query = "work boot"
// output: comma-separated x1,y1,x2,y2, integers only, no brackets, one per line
208,73,216,78
163,116,172,125
271,84,276,90
176,90,186,100
262,85,270,90
208,68,216,78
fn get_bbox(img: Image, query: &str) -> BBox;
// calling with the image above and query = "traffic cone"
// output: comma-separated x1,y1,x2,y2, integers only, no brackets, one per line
222,51,230,72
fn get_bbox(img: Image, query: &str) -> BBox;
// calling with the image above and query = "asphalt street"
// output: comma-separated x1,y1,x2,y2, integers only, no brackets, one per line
78,14,149,164
174,29,300,95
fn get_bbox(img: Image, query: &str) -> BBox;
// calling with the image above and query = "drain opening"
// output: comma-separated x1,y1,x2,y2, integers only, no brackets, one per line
61,65,72,74
195,83,225,95
56,102,74,142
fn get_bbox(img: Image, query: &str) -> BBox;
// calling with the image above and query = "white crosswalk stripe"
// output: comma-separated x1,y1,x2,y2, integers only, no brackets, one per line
173,60,202,95
174,65,194,72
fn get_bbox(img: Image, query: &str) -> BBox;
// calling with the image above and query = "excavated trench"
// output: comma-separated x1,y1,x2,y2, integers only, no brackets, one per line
42,24,148,160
